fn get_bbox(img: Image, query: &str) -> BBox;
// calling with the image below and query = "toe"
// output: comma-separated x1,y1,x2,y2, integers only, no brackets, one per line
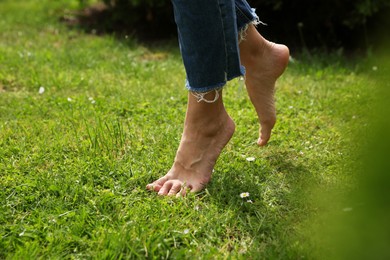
167,182,182,196
146,183,155,190
258,137,269,146
258,127,271,146
158,181,173,196
177,184,195,197
146,183,163,192
146,176,168,192
258,119,275,146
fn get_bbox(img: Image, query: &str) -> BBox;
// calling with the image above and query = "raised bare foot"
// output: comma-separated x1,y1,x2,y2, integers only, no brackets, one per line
146,91,235,196
240,25,290,146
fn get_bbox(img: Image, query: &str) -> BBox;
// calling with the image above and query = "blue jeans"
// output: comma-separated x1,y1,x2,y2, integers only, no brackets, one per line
172,0,259,92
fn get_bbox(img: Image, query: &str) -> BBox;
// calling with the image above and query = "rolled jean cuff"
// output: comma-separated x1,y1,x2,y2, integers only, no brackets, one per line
185,65,246,92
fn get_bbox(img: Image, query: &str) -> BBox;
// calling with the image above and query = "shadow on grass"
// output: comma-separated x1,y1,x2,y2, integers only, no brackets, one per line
205,150,314,256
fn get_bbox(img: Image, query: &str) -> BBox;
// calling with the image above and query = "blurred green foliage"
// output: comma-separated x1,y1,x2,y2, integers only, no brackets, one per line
328,45,390,260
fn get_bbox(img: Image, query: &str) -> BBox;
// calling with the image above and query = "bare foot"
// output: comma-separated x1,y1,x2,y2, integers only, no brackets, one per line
240,25,290,146
146,91,235,196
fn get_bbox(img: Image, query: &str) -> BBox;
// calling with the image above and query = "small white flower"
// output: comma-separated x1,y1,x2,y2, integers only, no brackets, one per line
67,97,72,102
19,229,26,237
246,157,255,162
88,97,96,104
240,192,250,198
38,86,45,94
288,106,293,109
183,229,190,234
247,200,253,203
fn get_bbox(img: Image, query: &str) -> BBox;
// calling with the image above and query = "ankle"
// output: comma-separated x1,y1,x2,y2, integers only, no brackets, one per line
185,111,229,137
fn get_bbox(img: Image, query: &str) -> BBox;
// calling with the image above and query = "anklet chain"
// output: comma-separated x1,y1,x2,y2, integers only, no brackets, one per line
191,89,220,103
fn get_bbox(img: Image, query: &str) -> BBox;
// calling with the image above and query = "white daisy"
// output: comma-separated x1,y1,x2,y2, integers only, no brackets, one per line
240,192,250,198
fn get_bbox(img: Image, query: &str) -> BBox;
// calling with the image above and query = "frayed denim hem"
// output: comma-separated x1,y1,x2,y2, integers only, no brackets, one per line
186,80,226,93
238,9,266,43
186,65,246,93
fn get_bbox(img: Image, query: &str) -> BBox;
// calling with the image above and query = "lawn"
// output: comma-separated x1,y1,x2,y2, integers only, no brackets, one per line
0,0,386,258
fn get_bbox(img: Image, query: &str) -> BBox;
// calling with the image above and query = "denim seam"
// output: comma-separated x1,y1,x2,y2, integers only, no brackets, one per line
235,3,253,29
235,3,263,42
217,0,229,83
236,3,262,22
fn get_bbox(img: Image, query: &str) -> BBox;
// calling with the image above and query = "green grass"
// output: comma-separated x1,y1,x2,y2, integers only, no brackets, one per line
0,0,383,258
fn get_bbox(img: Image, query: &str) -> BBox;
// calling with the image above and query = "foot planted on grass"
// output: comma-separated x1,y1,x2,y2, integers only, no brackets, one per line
146,91,235,196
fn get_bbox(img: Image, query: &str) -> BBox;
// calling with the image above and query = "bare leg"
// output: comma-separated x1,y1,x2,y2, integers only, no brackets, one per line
146,90,235,196
239,25,289,146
